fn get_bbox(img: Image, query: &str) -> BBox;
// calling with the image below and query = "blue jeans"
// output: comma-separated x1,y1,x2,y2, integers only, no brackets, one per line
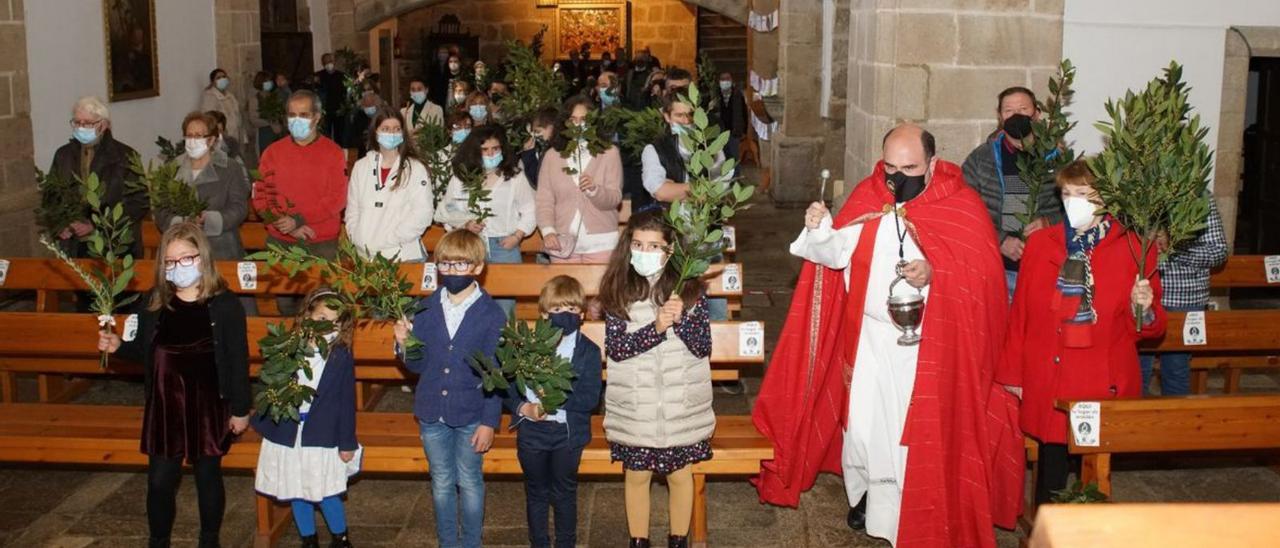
1138,305,1199,396
487,236,521,318
420,420,486,548
1005,269,1019,303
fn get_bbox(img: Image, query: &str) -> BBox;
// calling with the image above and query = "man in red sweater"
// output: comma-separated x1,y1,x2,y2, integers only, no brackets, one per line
254,89,347,259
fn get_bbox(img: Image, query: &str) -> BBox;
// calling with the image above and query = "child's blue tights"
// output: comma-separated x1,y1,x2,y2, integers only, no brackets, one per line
291,496,347,536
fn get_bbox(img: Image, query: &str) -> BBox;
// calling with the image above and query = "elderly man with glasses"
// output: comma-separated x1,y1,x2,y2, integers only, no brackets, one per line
47,95,148,258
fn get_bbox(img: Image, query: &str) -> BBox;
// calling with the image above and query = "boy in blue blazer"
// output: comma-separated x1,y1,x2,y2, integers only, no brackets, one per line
507,275,603,548
393,229,506,548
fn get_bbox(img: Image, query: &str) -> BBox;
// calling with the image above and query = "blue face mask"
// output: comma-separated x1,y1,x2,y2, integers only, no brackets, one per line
288,116,313,141
262,81,274,92
451,128,470,144
439,274,474,295
469,104,488,121
548,311,581,335
482,152,503,171
377,132,404,150
215,77,230,91
670,123,689,137
599,88,617,106
363,105,378,117
719,80,733,92
165,263,202,289
410,91,427,105
72,127,99,145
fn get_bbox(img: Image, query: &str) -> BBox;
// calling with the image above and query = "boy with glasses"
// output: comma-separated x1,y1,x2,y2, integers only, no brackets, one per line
393,229,506,548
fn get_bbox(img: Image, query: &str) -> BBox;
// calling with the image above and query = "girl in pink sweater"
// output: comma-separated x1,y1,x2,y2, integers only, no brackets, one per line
535,96,623,263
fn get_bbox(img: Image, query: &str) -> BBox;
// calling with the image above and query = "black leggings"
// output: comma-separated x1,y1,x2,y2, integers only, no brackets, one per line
1034,442,1071,506
147,455,225,543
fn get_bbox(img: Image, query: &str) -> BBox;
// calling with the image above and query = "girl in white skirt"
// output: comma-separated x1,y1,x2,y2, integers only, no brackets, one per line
252,288,362,547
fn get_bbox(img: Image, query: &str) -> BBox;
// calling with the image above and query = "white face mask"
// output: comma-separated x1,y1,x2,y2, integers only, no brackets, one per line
185,138,210,160
1063,196,1100,230
630,249,667,277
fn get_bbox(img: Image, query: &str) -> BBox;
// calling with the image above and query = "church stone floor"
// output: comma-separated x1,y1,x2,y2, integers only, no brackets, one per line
4,173,1280,547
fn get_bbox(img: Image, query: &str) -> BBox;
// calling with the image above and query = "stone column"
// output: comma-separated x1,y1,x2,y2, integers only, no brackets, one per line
0,0,37,256
840,0,1064,204
215,0,263,151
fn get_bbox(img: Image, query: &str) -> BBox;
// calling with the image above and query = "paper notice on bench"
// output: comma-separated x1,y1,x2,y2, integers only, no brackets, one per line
122,314,139,342
1182,310,1207,346
0,259,9,286
739,321,763,357
1266,256,1280,284
420,262,437,291
1069,401,1100,447
237,261,257,290
721,263,742,293
723,226,737,252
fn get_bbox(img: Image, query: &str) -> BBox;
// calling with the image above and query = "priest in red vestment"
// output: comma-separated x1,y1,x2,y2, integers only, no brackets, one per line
752,125,1024,547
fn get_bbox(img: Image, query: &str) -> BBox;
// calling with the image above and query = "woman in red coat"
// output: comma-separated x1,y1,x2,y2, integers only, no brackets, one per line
998,160,1166,506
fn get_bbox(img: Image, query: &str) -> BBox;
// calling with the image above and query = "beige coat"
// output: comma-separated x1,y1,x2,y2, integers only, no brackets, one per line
603,300,716,449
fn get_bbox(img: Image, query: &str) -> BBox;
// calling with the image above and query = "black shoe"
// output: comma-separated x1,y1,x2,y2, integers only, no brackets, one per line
147,538,170,548
846,496,867,531
197,531,220,548
329,531,353,548
668,534,689,548
629,538,651,548
299,534,319,548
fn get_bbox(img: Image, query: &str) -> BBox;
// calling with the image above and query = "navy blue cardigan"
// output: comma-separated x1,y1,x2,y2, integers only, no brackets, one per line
251,345,358,451
504,331,603,449
403,288,506,429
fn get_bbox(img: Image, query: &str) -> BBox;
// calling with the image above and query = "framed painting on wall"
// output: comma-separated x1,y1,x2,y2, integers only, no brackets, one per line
555,3,626,59
103,0,159,102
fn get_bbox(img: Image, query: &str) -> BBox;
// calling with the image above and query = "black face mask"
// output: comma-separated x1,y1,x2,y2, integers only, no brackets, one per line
888,169,927,203
1003,113,1034,140
548,311,581,335
440,274,474,295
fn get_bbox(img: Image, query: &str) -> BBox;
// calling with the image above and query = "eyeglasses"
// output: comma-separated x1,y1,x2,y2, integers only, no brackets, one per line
163,255,200,270
437,260,473,272
70,119,102,129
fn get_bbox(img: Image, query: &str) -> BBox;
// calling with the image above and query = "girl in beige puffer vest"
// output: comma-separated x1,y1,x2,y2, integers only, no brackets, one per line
598,210,715,548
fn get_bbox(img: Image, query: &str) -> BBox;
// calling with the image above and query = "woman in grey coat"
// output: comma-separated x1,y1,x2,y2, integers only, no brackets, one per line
154,112,251,262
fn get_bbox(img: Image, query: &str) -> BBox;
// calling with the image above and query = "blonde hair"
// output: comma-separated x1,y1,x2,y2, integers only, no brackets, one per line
148,222,227,311
436,229,487,265
539,275,585,313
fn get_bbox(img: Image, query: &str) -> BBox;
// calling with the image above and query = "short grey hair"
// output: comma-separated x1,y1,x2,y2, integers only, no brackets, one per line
72,96,110,121
287,89,323,116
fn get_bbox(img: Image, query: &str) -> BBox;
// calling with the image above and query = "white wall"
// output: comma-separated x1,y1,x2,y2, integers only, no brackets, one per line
310,0,332,70
25,0,216,168
1063,0,1280,171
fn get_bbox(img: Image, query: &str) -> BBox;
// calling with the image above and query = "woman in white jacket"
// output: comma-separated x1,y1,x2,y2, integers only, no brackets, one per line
345,108,434,263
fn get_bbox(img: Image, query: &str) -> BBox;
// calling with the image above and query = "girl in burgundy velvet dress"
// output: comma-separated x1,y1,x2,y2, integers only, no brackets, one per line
100,222,251,548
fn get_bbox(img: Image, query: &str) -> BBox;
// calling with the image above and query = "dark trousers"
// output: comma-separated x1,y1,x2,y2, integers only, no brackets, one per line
516,421,585,548
147,455,225,545
1034,442,1070,506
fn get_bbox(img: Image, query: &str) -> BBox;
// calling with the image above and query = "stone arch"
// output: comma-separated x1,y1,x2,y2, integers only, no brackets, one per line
353,0,747,32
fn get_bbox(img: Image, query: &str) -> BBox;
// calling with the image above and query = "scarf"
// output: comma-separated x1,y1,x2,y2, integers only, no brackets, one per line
1057,219,1110,326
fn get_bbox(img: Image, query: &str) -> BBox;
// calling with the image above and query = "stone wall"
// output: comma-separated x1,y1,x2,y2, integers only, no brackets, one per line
329,0,368,57
0,0,36,256
840,0,1064,204
631,0,698,71
215,0,263,122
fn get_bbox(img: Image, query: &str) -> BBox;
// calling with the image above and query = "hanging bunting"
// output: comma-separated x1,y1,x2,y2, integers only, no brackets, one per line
749,0,779,97
749,10,778,32
748,92,777,141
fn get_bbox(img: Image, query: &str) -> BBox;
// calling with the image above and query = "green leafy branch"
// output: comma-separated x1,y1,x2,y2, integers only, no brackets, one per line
248,235,425,359
258,91,286,125
1088,61,1212,329
557,112,612,176
1050,481,1109,504
498,31,567,146
696,51,719,112
413,120,455,207
469,316,577,415
155,136,183,163
1014,59,1077,233
455,164,494,225
666,84,754,295
129,152,207,220
598,107,666,161
39,173,139,369
34,167,85,238
254,317,336,423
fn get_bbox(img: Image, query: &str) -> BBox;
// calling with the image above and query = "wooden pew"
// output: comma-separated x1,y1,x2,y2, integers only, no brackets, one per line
0,258,744,318
1053,395,1280,497
0,403,771,547
1030,503,1280,548
1181,255,1280,393
0,312,766,404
